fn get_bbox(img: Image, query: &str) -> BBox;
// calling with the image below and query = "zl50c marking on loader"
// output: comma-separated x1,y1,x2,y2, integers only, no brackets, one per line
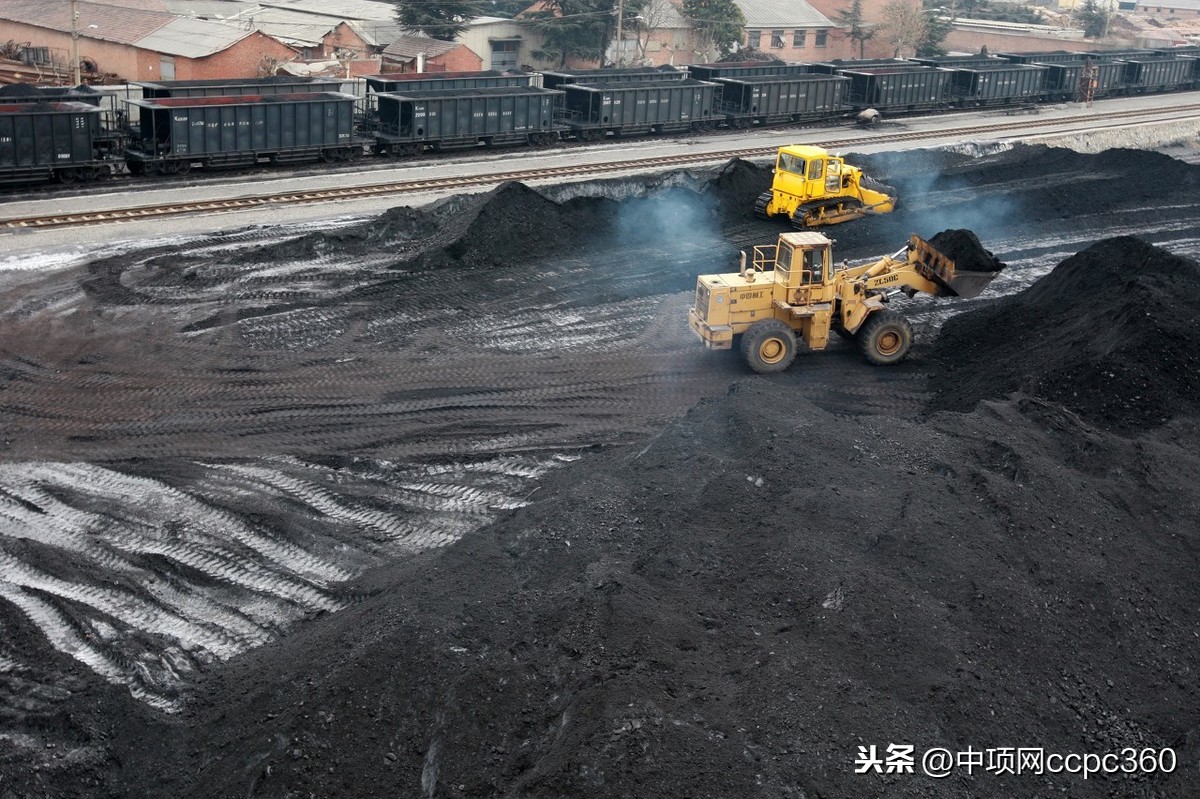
688,229,1005,373
755,144,897,227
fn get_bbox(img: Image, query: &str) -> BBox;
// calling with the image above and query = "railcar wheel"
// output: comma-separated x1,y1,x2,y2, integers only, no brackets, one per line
858,310,913,366
127,161,145,176
741,319,798,374
175,160,191,175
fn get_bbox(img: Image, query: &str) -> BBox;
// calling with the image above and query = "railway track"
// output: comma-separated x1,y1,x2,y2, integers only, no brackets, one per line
5,102,1199,231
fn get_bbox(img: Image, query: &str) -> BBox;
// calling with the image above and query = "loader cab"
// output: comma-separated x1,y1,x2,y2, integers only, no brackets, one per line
774,232,832,286
773,231,833,306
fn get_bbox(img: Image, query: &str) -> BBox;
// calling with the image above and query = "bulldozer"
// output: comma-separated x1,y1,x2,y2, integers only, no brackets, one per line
755,144,897,227
687,230,1003,373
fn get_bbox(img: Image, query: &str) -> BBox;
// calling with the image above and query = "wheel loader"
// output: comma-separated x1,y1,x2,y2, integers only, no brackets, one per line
755,144,897,227
687,230,1003,373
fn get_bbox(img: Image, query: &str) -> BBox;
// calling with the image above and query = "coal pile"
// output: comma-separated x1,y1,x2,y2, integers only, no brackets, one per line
5,145,1200,799
929,236,1200,430
109,381,1200,799
709,158,773,220
928,228,1005,273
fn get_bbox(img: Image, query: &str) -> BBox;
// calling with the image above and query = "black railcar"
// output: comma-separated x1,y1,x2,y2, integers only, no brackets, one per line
364,71,536,92
133,77,344,99
559,79,719,138
717,74,849,126
540,67,686,90
1041,60,1125,100
912,54,1007,69
124,92,361,175
950,64,1048,104
0,101,110,184
374,85,562,156
838,65,954,111
687,61,812,81
995,51,1089,65
807,59,913,75
1118,56,1197,91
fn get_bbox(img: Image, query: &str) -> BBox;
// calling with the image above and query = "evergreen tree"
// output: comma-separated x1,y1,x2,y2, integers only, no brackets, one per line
836,0,874,59
1078,0,1109,39
524,0,618,68
393,0,486,41
916,9,951,57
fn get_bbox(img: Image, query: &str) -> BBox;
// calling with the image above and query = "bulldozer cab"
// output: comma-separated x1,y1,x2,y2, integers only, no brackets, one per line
774,144,839,204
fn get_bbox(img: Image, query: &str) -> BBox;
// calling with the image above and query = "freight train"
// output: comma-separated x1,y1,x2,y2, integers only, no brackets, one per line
2,47,1198,187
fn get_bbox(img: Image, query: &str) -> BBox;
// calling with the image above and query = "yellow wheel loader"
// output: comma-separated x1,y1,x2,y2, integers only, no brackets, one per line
687,230,1004,373
755,144,897,227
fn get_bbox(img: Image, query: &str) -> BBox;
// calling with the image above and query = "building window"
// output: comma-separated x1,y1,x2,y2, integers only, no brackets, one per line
771,30,785,48
815,30,828,47
491,39,519,70
793,29,807,48
21,46,51,65
747,30,761,49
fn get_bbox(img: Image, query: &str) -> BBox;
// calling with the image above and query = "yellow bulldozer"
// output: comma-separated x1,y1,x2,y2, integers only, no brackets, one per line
756,144,897,227
688,229,1003,373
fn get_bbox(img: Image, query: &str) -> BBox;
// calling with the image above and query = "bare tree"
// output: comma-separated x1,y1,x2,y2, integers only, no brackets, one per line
879,0,927,58
632,0,677,63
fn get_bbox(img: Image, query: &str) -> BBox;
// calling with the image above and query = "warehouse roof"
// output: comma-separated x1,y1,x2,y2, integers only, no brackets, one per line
137,18,258,58
0,0,174,43
733,0,834,29
383,35,464,60
160,1,408,48
259,0,400,18
214,5,344,47
0,0,255,57
161,1,257,17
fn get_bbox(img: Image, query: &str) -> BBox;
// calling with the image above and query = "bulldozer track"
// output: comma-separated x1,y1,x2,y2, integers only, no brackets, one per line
4,103,1198,231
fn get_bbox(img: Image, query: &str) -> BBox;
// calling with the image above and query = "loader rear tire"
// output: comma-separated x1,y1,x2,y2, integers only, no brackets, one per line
742,319,797,374
858,311,913,366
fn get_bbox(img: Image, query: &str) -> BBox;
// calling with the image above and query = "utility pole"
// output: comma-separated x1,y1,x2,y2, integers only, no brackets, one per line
615,0,623,67
71,0,81,84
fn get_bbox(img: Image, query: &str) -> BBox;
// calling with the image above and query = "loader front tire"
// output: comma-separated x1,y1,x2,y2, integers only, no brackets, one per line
742,319,797,374
858,310,913,366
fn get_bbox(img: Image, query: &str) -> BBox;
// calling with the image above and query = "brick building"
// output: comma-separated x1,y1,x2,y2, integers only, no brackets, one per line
175,2,407,75
733,0,843,60
381,35,484,73
0,0,297,82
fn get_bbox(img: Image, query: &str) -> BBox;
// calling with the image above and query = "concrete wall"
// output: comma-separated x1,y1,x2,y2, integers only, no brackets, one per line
943,27,1091,54
629,28,705,66
458,20,558,71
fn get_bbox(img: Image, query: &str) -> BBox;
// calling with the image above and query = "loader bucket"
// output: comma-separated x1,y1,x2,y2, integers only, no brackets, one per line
911,230,1005,298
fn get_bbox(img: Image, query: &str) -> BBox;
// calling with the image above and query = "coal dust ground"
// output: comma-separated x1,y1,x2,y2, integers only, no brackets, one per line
0,143,1199,798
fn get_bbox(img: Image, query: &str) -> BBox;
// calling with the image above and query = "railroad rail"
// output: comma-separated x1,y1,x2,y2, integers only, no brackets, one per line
5,103,1199,231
